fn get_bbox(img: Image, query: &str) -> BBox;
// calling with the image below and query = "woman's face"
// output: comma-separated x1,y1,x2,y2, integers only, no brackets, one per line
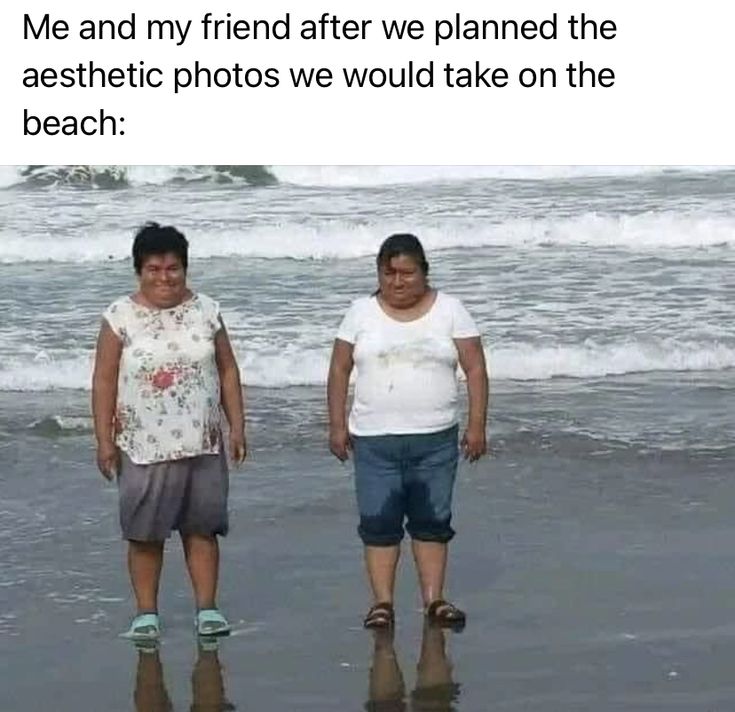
138,252,187,308
378,254,428,308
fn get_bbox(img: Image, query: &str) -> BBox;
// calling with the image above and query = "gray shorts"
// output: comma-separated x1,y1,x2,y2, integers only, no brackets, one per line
118,449,229,541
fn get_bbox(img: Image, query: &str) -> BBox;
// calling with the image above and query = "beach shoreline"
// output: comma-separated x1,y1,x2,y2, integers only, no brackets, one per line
2,166,734,709
2,383,735,710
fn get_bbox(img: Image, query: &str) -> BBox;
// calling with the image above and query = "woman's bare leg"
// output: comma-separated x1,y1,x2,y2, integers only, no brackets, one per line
365,545,401,603
128,540,164,613
411,540,448,606
182,533,220,610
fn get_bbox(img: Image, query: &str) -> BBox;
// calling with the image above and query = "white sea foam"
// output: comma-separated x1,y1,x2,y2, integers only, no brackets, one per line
270,165,732,187
0,167,24,189
2,212,733,264
1,340,731,391
2,165,732,190
29,415,93,433
124,166,255,185
0,165,262,189
0,354,93,391
0,230,132,263
0,165,179,188
489,341,735,380
125,166,191,186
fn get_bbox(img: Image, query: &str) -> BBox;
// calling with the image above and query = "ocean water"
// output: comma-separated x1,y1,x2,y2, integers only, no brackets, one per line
0,165,733,441
1,165,734,710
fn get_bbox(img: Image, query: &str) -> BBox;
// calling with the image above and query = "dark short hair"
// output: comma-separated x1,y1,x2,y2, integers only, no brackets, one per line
376,233,429,275
132,222,189,274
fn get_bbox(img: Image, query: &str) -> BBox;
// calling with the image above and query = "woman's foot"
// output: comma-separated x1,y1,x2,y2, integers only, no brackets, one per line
425,599,466,630
363,602,395,629
121,612,161,640
195,608,231,636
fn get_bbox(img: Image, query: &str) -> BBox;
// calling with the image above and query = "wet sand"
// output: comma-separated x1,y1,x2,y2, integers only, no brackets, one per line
2,388,735,710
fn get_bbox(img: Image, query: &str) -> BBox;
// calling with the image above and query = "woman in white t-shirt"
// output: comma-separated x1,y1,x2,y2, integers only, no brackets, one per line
328,234,488,630
92,223,246,641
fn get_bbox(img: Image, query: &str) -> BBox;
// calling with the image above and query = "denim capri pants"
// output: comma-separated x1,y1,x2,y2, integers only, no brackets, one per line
351,425,459,546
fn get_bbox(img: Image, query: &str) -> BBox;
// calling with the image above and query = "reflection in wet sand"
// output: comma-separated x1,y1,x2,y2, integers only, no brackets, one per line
367,628,406,711
132,639,234,712
133,643,172,712
190,639,235,712
367,622,460,712
411,623,461,712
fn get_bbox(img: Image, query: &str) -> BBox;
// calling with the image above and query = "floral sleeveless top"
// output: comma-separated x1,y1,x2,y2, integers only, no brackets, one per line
103,293,222,464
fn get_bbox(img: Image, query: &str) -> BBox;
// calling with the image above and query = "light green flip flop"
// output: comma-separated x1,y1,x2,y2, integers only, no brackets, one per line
120,613,160,640
195,609,230,636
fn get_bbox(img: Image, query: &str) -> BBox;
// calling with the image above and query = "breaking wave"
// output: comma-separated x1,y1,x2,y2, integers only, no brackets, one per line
2,165,732,190
1,339,731,391
1,212,733,263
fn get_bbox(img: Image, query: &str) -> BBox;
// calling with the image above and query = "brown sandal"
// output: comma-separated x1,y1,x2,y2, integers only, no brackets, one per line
425,599,466,629
363,602,395,629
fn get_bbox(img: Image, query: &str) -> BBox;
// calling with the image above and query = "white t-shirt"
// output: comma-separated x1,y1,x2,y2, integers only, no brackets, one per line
103,293,222,464
336,291,480,436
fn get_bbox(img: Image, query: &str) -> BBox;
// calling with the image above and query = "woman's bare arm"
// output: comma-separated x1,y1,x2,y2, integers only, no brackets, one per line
91,320,122,478
327,338,354,461
455,336,489,461
215,318,246,464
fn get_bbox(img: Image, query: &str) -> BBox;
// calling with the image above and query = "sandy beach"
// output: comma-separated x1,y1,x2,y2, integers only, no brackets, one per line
2,382,734,711
1,166,734,709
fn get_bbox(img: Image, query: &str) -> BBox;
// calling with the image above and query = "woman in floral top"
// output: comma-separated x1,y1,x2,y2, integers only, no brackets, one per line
92,223,246,640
